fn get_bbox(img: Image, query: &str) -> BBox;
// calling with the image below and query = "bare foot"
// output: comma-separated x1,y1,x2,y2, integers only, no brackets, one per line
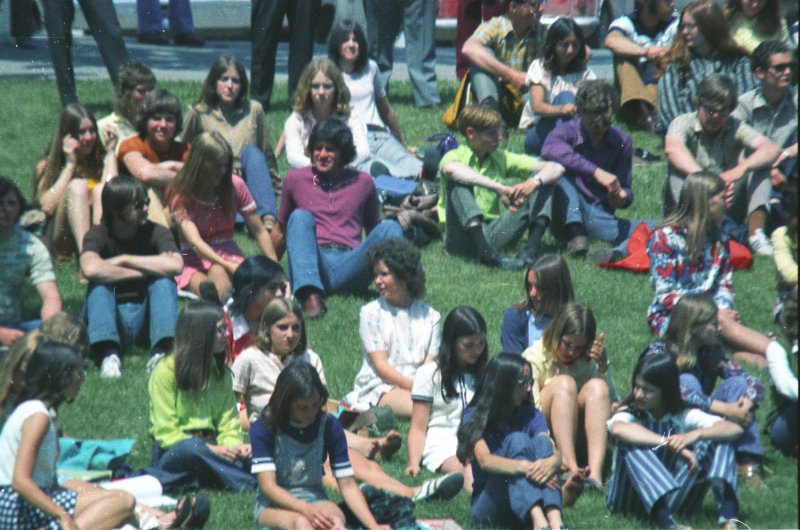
561,467,589,507
368,430,403,460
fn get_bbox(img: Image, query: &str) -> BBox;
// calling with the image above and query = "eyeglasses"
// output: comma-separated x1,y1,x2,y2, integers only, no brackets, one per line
768,63,793,73
132,197,150,210
700,104,730,118
310,83,335,91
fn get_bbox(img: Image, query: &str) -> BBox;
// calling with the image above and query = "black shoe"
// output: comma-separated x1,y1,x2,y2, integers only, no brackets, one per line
174,33,205,47
138,31,169,45
588,247,623,264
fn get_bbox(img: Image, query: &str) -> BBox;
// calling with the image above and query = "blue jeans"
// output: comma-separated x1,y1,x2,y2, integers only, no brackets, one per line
364,0,440,106
552,177,654,251
680,373,763,461
770,400,797,456
147,437,257,492
86,277,177,349
524,92,577,155
239,144,278,221
136,0,194,34
285,210,403,296
471,432,561,527
357,129,423,180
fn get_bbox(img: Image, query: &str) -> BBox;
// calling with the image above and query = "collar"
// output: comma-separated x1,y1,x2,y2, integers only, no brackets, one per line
689,112,738,137
224,299,252,341
752,88,795,111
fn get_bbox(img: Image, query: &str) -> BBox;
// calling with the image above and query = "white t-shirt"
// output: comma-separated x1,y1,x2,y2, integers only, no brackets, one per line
519,60,596,128
343,60,386,129
345,297,441,410
0,400,58,486
231,347,326,423
607,407,723,433
607,14,679,63
411,361,476,470
283,110,370,169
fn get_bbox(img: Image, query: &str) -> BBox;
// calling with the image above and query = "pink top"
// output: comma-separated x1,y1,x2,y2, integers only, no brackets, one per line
278,166,380,249
170,175,256,249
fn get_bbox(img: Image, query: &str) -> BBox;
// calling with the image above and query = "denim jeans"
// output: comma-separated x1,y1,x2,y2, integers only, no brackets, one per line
86,277,177,349
769,400,797,456
357,129,423,180
285,209,403,296
524,92,577,155
136,0,194,34
552,177,655,252
147,437,257,492
680,373,763,460
239,144,278,221
471,432,561,527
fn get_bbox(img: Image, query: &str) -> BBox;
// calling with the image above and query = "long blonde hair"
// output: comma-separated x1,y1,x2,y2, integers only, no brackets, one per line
292,58,352,116
169,131,234,215
664,294,721,371
661,171,724,260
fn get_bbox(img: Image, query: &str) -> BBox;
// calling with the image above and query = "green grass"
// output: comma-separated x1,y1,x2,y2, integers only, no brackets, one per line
2,77,797,529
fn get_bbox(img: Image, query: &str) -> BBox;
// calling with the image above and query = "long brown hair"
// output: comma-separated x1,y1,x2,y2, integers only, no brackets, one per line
174,302,226,392
726,0,782,38
36,104,104,201
664,1,748,81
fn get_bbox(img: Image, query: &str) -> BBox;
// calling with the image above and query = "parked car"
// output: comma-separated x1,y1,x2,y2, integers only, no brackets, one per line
541,0,634,48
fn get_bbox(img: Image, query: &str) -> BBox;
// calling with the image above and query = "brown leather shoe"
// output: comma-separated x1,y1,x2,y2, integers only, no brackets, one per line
302,293,327,319
736,462,767,490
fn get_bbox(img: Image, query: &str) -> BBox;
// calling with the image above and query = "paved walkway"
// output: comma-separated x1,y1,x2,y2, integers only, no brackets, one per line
0,34,613,86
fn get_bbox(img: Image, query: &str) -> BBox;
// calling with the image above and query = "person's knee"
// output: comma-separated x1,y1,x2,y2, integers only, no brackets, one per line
582,377,609,401
551,374,578,396
679,373,703,393
287,209,314,231
377,219,403,238
719,376,749,397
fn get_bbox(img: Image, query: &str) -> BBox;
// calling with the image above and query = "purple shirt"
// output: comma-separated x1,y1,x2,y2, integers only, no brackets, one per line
278,166,380,249
541,118,633,210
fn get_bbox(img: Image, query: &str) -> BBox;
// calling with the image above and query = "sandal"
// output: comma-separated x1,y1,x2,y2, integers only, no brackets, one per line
171,492,210,529
368,430,403,460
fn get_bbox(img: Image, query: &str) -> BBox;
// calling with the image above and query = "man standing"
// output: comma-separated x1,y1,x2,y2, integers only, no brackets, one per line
461,0,544,121
42,0,129,106
272,118,403,318
80,176,183,378
439,104,563,269
251,0,319,111
364,0,441,108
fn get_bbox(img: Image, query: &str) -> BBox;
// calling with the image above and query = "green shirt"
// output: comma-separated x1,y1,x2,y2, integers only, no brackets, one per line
148,355,243,450
437,144,538,223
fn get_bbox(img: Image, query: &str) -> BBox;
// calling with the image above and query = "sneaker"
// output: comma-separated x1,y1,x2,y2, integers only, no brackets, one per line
480,250,525,270
146,351,167,374
588,247,623,264
100,353,122,379
566,236,588,257
748,228,773,256
411,472,463,503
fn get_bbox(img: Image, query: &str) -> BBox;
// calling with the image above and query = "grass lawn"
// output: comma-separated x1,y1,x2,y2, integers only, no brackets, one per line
1,77,797,529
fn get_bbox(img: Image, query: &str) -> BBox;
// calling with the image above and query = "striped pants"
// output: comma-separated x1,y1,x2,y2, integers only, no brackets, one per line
606,435,737,518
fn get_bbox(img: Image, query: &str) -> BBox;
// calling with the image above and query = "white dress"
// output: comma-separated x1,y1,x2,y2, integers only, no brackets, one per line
345,297,441,410
411,361,476,471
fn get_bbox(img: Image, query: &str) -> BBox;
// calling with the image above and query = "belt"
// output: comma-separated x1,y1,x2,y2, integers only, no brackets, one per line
366,124,388,132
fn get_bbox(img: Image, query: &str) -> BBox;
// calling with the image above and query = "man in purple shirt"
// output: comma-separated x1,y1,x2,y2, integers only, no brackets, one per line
541,80,640,257
271,118,403,318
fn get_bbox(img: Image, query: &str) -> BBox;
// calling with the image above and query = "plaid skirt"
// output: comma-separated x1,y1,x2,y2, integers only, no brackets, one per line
0,485,77,530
